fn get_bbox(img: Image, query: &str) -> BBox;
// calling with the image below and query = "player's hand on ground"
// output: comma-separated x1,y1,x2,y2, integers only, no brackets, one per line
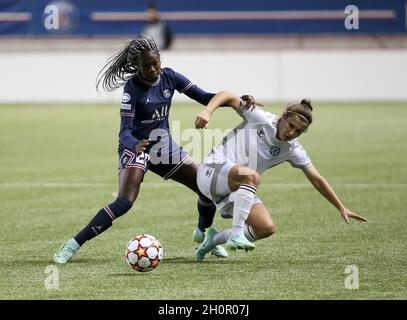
195,110,211,129
135,139,150,155
241,94,264,111
340,207,367,223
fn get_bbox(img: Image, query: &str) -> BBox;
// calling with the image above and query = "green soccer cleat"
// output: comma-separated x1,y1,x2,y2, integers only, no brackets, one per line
210,245,228,258
53,238,80,264
225,234,256,251
193,227,228,259
192,226,205,243
196,227,219,262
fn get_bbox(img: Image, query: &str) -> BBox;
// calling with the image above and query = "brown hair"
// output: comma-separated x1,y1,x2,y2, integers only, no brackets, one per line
286,98,313,125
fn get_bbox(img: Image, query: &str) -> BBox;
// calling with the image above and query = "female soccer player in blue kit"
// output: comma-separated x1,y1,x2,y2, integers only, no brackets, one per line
53,37,255,263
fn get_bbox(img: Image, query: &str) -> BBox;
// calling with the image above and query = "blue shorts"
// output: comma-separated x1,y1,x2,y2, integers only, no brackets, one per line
118,139,191,180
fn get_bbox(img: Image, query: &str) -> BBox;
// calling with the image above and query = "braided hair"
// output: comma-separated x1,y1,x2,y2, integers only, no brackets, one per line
96,37,160,92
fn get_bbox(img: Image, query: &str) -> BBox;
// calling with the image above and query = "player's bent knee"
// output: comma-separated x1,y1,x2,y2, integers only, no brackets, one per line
118,192,138,204
258,223,276,238
253,172,261,187
118,184,141,203
264,223,276,237
241,172,260,188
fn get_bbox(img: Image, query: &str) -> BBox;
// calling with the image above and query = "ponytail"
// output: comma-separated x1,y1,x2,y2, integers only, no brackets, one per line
300,99,313,112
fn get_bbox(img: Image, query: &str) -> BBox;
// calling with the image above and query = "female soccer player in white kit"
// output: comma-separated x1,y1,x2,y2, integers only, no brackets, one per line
194,91,367,261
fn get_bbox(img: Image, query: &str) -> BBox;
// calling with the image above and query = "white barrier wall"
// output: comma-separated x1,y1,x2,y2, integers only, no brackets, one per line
0,50,406,103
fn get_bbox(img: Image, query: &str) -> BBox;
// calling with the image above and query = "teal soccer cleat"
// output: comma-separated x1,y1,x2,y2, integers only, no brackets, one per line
53,238,80,264
193,227,228,259
192,226,205,243
225,234,256,251
196,227,219,262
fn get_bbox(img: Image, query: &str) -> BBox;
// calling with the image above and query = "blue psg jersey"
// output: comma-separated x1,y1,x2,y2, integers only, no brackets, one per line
118,67,214,152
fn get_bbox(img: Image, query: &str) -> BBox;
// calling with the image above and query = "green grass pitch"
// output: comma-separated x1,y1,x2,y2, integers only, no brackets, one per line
0,102,406,299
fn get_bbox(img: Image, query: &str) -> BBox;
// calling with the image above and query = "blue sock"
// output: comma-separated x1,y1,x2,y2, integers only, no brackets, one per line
74,197,133,246
197,195,216,232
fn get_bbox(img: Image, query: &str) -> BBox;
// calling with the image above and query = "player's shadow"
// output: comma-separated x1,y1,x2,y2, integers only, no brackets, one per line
161,257,200,264
106,257,244,277
64,258,118,264
2,259,57,267
162,256,244,265
2,256,118,266
106,273,151,277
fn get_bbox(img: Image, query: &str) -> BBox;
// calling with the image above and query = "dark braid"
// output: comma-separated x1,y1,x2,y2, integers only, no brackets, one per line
96,37,160,92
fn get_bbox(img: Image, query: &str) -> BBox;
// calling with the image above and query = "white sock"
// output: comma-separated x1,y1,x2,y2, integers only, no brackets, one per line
213,224,260,245
243,224,260,242
213,230,232,245
231,184,257,236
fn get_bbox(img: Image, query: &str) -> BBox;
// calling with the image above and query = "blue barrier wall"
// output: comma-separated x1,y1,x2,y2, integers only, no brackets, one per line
1,0,406,36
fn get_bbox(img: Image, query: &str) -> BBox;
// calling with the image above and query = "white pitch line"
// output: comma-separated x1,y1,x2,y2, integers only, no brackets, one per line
0,182,406,189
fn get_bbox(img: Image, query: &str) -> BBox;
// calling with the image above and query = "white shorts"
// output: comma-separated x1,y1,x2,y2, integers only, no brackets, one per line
197,162,262,219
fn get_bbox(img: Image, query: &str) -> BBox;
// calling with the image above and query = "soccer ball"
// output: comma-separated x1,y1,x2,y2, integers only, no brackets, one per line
125,234,163,272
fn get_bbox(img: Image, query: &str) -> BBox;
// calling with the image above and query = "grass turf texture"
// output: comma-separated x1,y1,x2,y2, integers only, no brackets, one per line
0,102,406,299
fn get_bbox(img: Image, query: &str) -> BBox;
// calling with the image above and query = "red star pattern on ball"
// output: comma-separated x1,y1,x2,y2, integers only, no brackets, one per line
152,241,161,249
150,257,160,267
136,246,147,258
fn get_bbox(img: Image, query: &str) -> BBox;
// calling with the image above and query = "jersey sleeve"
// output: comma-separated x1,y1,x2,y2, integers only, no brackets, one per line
172,70,215,106
287,144,312,169
119,85,139,151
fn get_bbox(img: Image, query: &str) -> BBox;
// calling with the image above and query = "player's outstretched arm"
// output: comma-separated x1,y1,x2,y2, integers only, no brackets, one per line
302,165,367,223
195,91,241,129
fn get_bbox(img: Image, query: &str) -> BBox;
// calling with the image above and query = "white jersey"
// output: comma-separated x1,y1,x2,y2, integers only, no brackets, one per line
203,103,312,174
